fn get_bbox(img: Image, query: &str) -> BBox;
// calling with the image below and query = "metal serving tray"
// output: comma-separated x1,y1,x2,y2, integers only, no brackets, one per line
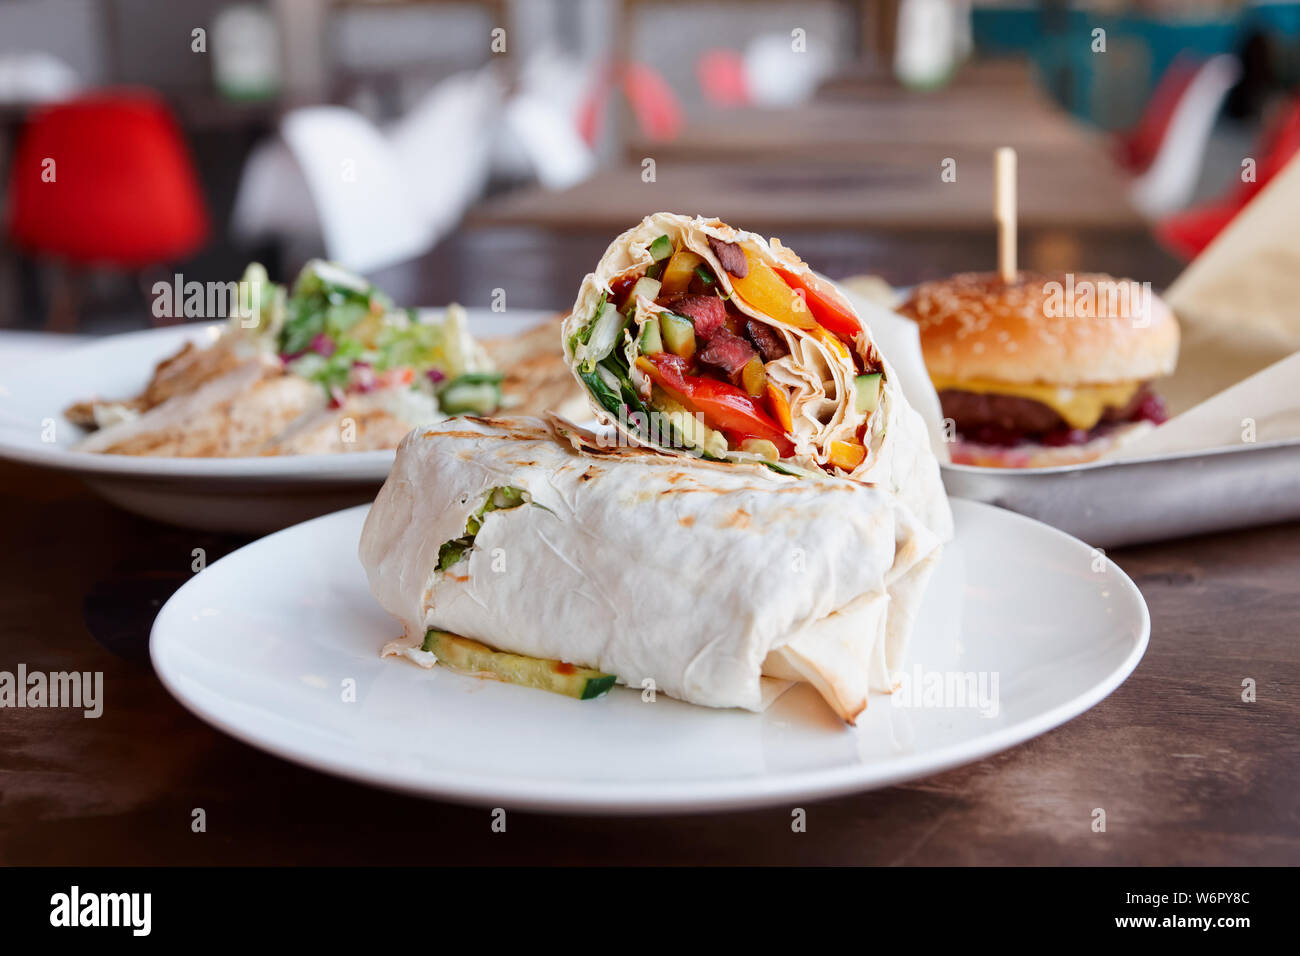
941,438,1300,548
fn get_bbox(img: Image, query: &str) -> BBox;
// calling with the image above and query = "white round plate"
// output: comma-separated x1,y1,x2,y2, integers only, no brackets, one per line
150,498,1149,814
0,309,554,531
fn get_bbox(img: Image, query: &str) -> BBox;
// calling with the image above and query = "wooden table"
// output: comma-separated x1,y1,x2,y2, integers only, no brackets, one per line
624,97,1101,164
815,58,1047,102
463,150,1155,296
471,153,1140,234
465,77,1154,295
2,458,1296,865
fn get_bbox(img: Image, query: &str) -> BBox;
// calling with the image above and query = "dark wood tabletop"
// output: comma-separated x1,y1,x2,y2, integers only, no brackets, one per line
459,150,1155,309
465,89,1148,293
2,457,1295,866
480,77,1138,235
814,58,1047,102
469,152,1141,235
623,85,1105,165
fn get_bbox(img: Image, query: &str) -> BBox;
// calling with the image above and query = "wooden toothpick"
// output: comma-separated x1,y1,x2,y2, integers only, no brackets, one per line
995,147,1018,284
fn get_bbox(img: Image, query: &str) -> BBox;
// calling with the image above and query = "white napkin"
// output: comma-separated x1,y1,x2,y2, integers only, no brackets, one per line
1110,350,1300,458
838,285,952,463
387,67,503,237
281,105,435,274
1109,152,1300,459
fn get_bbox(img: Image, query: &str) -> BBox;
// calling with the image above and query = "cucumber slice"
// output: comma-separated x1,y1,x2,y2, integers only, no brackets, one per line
437,540,469,571
422,630,616,700
756,458,820,477
438,485,527,569
447,371,504,386
660,313,696,359
622,276,662,314
487,485,524,510
589,354,709,455
854,372,883,414
650,388,728,458
440,380,502,415
638,317,663,354
647,234,673,261
739,438,779,461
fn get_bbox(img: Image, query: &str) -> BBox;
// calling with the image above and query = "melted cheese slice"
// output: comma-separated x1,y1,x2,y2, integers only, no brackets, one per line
931,376,1140,430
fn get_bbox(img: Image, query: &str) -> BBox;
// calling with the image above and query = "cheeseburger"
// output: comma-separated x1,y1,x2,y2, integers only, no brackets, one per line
898,272,1179,467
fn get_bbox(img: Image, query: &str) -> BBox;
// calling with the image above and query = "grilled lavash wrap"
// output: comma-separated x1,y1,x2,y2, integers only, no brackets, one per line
562,213,950,541
359,415,944,724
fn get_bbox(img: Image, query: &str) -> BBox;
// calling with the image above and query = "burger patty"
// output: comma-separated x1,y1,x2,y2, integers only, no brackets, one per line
939,384,1152,437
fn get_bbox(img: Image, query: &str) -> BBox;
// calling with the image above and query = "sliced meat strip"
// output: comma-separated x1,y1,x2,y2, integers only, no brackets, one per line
707,237,749,278
664,293,726,340
698,327,757,381
744,318,789,361
939,383,1156,439
938,390,1066,435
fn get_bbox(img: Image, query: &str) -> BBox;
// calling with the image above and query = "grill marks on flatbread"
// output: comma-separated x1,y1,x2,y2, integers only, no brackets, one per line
65,337,247,429
67,344,417,458
69,316,577,458
261,395,417,456
79,362,324,457
360,415,944,723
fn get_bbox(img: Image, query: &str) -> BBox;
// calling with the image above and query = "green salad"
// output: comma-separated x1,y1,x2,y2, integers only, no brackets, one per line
230,260,502,414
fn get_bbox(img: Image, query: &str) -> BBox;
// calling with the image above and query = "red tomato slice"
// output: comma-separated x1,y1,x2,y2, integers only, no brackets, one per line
773,267,861,338
637,354,795,457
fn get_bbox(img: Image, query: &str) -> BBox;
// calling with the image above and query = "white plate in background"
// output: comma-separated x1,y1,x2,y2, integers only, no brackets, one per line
150,498,1149,814
0,310,554,531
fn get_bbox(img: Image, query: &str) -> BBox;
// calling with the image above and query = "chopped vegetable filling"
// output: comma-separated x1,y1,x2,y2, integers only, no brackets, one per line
437,486,528,571
237,260,501,413
577,231,887,475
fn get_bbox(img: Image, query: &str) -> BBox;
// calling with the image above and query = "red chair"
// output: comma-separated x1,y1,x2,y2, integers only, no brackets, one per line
577,60,683,147
6,91,209,326
1114,56,1201,175
1157,96,1300,260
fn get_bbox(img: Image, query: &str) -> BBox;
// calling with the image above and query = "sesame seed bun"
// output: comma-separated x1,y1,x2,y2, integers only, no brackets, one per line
898,272,1180,386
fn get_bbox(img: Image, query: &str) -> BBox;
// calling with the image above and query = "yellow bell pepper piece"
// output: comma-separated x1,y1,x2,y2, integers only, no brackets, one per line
659,249,703,296
828,439,866,470
730,249,817,329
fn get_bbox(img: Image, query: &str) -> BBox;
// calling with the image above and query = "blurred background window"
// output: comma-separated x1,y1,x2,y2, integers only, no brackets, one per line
0,0,1297,332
